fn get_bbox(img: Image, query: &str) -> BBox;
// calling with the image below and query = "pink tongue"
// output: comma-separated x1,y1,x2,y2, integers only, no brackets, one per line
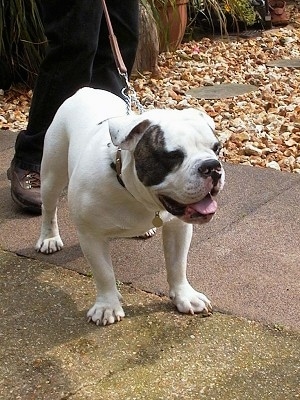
189,194,217,215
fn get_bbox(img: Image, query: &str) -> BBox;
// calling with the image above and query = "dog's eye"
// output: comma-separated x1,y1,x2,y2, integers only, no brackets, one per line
212,142,221,155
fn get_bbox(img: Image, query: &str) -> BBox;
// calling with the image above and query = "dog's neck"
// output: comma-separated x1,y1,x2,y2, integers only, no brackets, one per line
111,148,163,228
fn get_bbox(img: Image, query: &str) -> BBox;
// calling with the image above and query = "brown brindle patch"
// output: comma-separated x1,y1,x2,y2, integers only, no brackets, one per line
134,125,185,186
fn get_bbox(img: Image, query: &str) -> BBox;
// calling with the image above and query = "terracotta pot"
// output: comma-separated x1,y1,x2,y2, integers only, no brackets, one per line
155,0,189,52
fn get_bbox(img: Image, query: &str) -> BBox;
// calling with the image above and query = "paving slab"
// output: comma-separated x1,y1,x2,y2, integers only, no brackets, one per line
266,58,300,68
0,129,300,332
186,83,259,99
1,251,299,400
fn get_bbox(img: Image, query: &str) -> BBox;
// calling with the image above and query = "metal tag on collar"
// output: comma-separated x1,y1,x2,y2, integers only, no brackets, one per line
152,211,163,228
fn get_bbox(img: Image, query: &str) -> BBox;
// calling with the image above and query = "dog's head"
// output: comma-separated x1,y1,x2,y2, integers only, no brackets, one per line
109,108,225,224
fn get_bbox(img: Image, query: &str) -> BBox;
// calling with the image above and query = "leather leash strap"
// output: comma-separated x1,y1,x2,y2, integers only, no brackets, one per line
101,0,127,75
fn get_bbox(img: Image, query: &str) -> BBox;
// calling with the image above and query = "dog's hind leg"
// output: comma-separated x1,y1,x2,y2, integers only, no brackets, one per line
35,124,69,254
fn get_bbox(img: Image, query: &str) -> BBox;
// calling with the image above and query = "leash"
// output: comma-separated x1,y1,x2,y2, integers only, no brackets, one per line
101,0,144,114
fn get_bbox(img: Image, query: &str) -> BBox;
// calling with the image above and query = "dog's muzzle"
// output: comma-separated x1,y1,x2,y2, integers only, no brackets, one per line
159,158,224,225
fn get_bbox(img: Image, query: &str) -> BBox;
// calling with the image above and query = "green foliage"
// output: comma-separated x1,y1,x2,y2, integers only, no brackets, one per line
0,0,46,87
188,0,256,35
223,0,256,25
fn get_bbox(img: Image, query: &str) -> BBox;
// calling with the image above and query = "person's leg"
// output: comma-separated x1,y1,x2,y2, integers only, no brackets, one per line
91,0,139,98
15,0,103,170
8,0,103,212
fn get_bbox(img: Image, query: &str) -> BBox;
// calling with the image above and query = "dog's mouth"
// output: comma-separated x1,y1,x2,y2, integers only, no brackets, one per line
159,192,218,223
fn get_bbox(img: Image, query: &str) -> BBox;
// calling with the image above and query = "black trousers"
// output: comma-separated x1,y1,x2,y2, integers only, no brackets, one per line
14,0,139,171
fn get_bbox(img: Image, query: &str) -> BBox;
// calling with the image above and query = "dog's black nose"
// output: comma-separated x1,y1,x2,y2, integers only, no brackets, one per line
198,159,222,183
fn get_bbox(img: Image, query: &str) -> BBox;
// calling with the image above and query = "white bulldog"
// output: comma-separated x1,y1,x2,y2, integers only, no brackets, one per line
36,88,225,326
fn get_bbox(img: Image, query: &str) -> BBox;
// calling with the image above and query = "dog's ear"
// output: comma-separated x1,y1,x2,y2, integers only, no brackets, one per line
108,115,152,150
198,110,215,131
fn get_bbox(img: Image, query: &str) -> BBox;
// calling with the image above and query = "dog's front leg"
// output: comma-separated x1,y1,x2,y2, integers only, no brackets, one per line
163,219,212,316
78,232,125,326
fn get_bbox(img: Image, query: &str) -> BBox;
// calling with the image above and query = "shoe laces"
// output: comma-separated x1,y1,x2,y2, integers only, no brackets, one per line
25,172,41,188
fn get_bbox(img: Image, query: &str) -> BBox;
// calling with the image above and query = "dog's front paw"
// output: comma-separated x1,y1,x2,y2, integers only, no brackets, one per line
170,284,212,316
35,236,64,254
87,300,125,326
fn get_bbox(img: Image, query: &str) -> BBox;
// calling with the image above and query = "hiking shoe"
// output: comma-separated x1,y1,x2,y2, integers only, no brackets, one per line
7,160,42,214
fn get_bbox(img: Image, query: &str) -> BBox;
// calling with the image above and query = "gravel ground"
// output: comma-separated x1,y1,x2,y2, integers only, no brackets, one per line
1,20,300,173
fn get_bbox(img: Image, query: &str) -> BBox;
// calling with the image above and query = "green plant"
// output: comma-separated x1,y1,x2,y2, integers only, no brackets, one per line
187,0,228,36
188,0,256,36
223,0,256,25
0,0,46,87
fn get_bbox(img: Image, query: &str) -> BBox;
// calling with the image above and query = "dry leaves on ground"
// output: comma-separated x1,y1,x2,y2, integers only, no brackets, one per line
1,25,300,173
0,88,32,132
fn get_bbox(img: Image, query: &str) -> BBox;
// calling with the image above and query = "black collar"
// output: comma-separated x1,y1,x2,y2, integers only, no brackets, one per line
111,148,125,188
